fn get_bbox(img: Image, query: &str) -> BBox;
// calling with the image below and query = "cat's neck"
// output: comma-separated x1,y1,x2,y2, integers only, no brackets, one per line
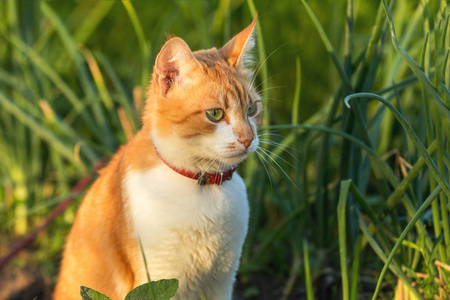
124,122,236,176
154,146,239,185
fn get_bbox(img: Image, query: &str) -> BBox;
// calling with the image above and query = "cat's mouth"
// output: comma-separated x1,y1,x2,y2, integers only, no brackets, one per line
228,150,247,157
223,150,250,163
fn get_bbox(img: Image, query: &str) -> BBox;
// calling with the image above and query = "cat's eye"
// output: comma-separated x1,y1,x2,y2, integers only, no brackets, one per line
206,109,224,122
247,103,257,116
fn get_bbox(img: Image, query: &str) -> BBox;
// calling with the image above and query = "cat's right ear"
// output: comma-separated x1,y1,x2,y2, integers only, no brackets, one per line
219,16,257,68
154,37,200,97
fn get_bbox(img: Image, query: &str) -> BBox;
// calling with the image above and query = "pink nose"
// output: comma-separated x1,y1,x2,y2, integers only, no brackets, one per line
238,138,253,149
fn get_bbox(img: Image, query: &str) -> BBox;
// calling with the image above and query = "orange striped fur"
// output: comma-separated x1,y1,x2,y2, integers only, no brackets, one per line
54,17,260,300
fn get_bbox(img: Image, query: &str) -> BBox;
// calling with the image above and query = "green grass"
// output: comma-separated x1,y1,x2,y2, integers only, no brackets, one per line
0,0,449,299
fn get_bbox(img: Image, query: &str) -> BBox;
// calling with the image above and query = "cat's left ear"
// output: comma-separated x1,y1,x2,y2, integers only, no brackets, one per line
220,15,257,68
154,37,200,97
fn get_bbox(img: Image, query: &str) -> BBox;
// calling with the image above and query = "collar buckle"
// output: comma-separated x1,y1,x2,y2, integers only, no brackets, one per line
198,175,207,186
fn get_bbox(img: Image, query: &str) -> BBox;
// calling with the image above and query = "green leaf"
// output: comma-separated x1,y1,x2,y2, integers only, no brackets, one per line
80,286,111,300
125,279,179,300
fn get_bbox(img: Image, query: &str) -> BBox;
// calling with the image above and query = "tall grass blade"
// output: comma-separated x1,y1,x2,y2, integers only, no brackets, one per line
291,57,301,125
0,91,84,171
371,185,442,300
250,203,306,264
303,239,315,300
338,179,351,300
345,93,450,198
357,210,423,300
350,234,362,300
300,0,352,91
138,237,156,300
73,1,116,44
381,0,450,119
81,48,114,112
247,0,270,127
5,34,103,142
94,51,137,126
121,0,150,89
385,140,437,210
41,1,115,151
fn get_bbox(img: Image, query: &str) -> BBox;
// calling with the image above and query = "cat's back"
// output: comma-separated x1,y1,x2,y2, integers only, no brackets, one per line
54,133,155,300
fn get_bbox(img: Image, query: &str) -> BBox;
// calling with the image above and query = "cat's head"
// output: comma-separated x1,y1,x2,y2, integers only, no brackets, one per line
145,17,261,174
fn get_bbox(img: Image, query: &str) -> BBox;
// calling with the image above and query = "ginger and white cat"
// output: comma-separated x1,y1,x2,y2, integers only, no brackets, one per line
54,17,261,300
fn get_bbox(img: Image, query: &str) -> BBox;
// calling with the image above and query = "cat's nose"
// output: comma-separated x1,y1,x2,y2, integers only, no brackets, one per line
238,138,253,149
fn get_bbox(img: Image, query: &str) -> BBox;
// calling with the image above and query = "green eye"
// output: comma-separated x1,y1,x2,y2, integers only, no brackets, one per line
206,109,224,122
247,103,257,116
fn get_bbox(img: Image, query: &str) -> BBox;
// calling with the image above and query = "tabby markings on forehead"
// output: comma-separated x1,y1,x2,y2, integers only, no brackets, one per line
225,78,247,112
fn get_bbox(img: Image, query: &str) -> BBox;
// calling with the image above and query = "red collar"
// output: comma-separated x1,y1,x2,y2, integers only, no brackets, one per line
155,148,238,186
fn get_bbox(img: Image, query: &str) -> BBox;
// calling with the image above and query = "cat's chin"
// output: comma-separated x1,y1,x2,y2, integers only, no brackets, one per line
195,152,248,173
221,151,250,165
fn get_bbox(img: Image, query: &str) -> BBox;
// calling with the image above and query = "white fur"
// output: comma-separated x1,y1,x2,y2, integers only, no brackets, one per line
124,165,249,300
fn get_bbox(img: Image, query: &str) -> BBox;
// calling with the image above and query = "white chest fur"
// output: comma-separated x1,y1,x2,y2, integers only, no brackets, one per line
124,165,249,300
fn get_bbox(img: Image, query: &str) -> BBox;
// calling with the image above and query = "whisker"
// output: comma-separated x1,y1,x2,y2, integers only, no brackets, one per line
255,150,274,189
258,146,297,169
257,131,302,159
255,73,281,90
256,148,279,175
257,128,290,135
258,146,299,189
248,43,287,90
258,86,285,93
258,142,300,162
257,132,286,138
258,140,300,154
259,97,282,103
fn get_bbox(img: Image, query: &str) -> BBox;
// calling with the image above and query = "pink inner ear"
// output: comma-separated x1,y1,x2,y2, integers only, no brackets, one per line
158,69,179,96
154,37,198,97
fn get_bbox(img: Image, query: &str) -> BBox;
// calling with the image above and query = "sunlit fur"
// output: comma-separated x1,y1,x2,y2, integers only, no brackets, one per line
54,18,259,300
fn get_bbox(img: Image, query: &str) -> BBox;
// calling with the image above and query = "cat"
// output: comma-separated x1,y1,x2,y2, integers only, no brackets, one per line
54,17,260,300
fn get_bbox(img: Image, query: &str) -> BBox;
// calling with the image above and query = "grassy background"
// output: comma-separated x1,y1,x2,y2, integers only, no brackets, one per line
0,0,449,299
